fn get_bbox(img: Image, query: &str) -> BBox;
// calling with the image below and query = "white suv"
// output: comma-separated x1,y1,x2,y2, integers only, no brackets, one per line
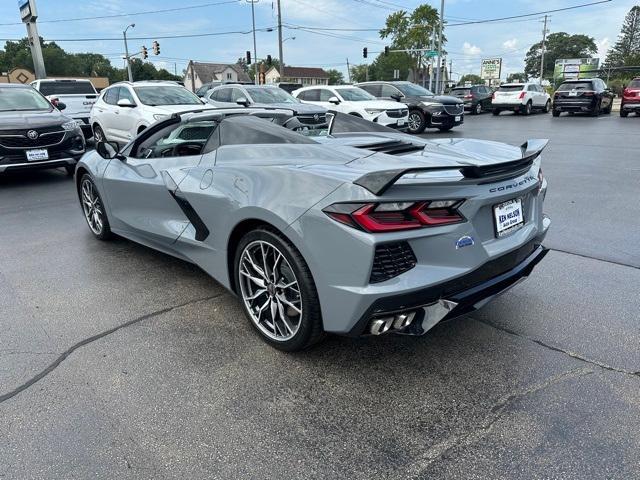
292,85,409,128
90,81,209,145
491,82,551,115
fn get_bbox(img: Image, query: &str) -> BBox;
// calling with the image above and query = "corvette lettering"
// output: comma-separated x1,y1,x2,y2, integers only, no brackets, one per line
489,175,536,193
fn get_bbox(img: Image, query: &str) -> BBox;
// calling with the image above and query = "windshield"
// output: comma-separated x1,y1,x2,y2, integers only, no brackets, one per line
38,81,96,95
498,85,524,92
0,87,52,112
336,88,375,101
451,88,471,96
395,83,434,96
629,79,640,88
557,82,593,91
245,87,299,104
133,86,202,106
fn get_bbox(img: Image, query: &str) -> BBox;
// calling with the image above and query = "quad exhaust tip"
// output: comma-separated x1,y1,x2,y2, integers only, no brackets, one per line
369,312,416,335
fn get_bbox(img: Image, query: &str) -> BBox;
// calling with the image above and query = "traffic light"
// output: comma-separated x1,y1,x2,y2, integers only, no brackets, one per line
363,47,368,58
266,55,272,66
246,50,251,65
384,46,389,56
152,40,160,55
142,46,148,60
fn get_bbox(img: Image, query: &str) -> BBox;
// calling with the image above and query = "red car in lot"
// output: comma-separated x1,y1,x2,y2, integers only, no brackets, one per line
621,78,640,117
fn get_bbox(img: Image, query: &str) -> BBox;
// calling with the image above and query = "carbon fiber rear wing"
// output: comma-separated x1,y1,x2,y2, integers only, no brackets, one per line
353,139,549,196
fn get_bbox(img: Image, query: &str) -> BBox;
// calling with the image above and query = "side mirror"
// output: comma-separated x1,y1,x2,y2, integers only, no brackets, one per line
117,98,135,108
236,96,250,107
96,141,122,160
390,93,404,102
56,102,67,111
328,96,341,105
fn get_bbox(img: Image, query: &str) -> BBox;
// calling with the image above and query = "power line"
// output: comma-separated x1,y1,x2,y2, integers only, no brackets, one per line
0,0,242,26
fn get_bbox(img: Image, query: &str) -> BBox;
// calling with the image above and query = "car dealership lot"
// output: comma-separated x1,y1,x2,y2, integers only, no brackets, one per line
1,113,639,479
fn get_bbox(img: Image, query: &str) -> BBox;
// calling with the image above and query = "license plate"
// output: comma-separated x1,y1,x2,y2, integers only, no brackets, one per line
493,198,524,237
455,115,461,121
26,149,49,162
397,119,406,126
568,91,578,97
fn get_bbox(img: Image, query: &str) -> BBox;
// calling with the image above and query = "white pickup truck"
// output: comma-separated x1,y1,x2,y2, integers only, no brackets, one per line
31,79,99,138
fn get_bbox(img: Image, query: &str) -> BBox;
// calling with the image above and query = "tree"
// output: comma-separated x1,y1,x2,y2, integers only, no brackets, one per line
368,51,413,81
604,6,640,74
379,4,444,76
458,74,483,85
349,64,369,83
524,32,597,80
507,72,528,83
326,69,344,85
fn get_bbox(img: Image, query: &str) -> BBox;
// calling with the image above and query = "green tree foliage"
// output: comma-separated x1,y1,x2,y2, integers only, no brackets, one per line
603,6,640,75
349,64,369,83
379,4,444,74
368,51,413,81
524,32,597,80
326,69,344,85
507,72,528,83
458,74,483,85
0,38,181,83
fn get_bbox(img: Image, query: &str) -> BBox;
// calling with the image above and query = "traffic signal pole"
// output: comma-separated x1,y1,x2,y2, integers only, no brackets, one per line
435,0,444,94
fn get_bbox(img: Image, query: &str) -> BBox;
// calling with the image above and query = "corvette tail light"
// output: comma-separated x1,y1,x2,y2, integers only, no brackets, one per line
518,91,526,99
323,200,464,233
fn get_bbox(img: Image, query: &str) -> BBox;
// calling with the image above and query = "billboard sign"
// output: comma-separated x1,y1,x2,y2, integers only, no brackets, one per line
553,58,599,80
19,0,37,22
480,58,502,80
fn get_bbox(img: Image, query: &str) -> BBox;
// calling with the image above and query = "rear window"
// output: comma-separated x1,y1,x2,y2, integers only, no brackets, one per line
498,85,524,92
451,89,471,95
38,81,96,95
628,79,640,88
557,81,593,91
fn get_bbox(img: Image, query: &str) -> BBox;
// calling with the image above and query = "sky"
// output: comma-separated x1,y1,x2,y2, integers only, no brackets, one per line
1,0,637,81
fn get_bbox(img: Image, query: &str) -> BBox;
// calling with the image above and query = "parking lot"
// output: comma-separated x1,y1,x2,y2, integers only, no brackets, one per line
1,112,639,479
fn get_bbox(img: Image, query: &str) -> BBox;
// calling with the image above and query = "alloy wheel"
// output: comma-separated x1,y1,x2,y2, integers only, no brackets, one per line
238,240,303,341
93,125,104,142
475,103,482,114
81,178,104,235
408,112,422,132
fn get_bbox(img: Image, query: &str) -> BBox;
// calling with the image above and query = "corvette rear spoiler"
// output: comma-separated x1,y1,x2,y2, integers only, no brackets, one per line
353,138,548,196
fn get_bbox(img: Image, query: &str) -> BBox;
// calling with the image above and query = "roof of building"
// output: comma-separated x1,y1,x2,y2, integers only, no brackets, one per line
190,62,251,83
272,66,330,79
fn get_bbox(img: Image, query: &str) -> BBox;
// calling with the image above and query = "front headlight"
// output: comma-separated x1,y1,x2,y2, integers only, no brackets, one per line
62,120,81,131
365,108,384,114
153,114,169,121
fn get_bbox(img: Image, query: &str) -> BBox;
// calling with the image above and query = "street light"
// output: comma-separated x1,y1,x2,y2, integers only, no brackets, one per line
246,0,259,85
123,23,135,82
283,36,296,43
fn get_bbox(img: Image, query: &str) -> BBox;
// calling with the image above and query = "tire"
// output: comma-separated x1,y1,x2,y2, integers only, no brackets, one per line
93,124,106,143
523,101,532,116
234,227,324,352
543,100,551,113
590,101,601,117
492,109,501,116
79,174,113,240
438,126,453,132
552,109,561,117
620,108,628,117
407,110,426,134
65,165,76,176
604,101,613,114
472,103,482,115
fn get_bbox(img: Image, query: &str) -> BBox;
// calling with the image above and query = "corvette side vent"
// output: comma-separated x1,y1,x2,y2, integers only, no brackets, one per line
370,241,417,283
356,140,425,156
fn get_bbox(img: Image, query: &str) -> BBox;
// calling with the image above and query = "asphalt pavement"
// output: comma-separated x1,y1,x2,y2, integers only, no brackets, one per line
1,111,639,479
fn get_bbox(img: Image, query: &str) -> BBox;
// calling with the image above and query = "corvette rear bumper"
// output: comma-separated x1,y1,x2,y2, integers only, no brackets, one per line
346,235,548,336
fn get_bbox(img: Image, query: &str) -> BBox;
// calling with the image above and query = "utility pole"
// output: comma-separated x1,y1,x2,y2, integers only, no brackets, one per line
435,0,444,94
174,63,177,76
449,59,453,86
277,0,285,81
346,58,351,83
123,23,135,82
19,0,46,79
247,0,259,85
190,61,196,92
428,29,435,91
539,14,548,85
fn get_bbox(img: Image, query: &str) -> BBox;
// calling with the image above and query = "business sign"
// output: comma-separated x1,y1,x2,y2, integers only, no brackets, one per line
19,0,37,22
481,58,502,80
553,58,599,80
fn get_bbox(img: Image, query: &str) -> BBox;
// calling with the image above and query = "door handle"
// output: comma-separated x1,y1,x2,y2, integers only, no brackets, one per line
115,111,119,115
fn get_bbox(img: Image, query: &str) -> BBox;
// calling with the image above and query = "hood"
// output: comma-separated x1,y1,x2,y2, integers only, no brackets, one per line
0,109,71,130
405,95,462,105
348,100,407,110
253,102,327,115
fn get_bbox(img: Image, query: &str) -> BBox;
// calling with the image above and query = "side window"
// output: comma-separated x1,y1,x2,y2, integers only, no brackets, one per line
230,88,246,102
302,89,320,101
103,87,118,105
380,84,399,97
216,88,232,102
118,87,135,104
134,121,218,159
527,85,535,92
319,89,334,101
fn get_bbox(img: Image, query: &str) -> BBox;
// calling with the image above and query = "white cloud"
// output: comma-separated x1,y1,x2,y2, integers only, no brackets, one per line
462,42,481,56
596,37,611,60
502,38,518,51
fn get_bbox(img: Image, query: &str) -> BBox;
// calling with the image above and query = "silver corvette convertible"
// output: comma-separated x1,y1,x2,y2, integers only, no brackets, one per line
75,108,551,351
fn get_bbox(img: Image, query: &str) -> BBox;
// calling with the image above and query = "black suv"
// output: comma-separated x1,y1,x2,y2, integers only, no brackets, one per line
0,84,85,175
356,81,463,134
552,78,614,117
449,85,493,115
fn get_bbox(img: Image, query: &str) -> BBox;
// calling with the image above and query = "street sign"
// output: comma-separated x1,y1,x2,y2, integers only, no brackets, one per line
423,50,437,58
19,0,37,22
481,58,502,80
553,58,599,80
393,69,400,79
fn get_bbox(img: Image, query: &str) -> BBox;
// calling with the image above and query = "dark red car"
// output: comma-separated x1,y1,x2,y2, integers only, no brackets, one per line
620,78,640,117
